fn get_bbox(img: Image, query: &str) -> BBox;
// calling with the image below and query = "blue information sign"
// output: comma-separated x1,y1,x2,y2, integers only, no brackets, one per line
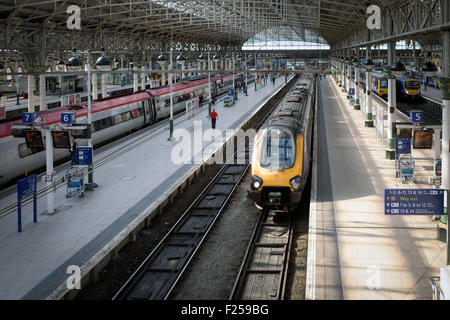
61,112,76,124
17,174,37,232
76,146,93,166
349,88,355,95
409,111,424,124
395,138,411,156
228,89,235,96
22,112,38,124
385,189,444,215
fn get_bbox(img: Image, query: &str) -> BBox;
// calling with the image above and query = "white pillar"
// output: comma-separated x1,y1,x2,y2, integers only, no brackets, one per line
354,66,361,110
386,77,397,158
181,63,185,78
141,67,145,90
365,70,373,127
162,65,166,86
92,73,98,100
133,67,138,92
27,75,35,112
39,74,47,110
101,73,106,98
45,129,54,214
435,129,441,161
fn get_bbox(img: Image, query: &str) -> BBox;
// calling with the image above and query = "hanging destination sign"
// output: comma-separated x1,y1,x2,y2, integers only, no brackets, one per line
24,130,44,150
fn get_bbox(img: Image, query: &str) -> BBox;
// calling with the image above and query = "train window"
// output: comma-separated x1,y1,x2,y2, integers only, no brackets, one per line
114,114,123,124
165,99,170,107
405,80,421,90
380,80,388,88
259,129,296,170
18,142,45,158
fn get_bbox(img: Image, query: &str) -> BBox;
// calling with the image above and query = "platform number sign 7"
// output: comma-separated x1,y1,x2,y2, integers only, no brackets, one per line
22,112,38,124
61,112,76,125
410,111,423,124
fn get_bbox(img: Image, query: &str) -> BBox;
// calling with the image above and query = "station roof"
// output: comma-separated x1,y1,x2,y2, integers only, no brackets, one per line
0,0,395,48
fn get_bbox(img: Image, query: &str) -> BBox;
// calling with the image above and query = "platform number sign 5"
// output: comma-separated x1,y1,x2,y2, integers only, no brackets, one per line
22,112,38,124
409,111,423,124
61,112,76,125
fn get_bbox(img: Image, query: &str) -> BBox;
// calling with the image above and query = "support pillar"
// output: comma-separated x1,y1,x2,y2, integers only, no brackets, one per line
101,73,107,98
141,66,145,90
161,65,166,87
39,74,47,111
92,73,98,99
45,129,54,215
133,67,138,92
435,129,442,163
386,76,397,159
440,32,450,260
365,70,373,127
27,75,35,112
354,66,361,110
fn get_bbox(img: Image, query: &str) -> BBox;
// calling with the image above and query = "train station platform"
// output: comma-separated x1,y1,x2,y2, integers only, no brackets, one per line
0,76,287,300
422,85,443,104
306,75,446,300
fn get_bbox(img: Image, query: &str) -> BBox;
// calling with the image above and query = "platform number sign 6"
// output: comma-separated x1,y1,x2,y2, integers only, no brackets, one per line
22,112,38,124
409,111,423,124
61,112,76,125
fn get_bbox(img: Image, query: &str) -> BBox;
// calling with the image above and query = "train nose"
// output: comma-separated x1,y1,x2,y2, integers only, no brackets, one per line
268,192,282,206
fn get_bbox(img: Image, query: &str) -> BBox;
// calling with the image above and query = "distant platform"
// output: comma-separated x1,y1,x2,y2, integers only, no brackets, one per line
306,75,445,300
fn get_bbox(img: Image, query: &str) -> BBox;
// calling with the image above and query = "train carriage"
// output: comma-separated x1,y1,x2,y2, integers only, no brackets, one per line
250,74,315,212
0,72,254,187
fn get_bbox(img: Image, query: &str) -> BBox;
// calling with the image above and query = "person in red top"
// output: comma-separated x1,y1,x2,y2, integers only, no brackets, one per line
209,109,218,129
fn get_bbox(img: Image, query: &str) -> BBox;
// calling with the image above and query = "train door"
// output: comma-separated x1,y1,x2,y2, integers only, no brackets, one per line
150,98,157,122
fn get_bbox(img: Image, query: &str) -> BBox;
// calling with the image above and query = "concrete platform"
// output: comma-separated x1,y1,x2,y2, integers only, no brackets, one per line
0,76,287,300
306,75,446,300
422,85,443,104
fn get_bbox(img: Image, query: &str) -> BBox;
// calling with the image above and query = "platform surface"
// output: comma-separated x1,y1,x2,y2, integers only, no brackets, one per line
0,76,286,299
311,75,446,300
421,85,443,104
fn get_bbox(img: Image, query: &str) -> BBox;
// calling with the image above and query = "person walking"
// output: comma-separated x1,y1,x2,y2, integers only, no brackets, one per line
70,138,77,166
209,108,218,129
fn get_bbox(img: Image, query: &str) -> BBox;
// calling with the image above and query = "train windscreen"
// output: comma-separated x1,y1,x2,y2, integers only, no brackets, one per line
405,80,421,90
380,80,388,88
259,128,296,170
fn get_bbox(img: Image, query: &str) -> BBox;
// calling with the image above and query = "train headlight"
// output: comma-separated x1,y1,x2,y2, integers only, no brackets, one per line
251,175,263,190
289,176,302,191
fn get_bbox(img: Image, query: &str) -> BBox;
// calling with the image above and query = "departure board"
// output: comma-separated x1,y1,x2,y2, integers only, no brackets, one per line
413,130,432,149
51,131,71,149
24,130,44,150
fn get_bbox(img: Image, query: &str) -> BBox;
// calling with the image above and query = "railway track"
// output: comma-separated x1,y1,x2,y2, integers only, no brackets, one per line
112,76,298,301
229,209,294,300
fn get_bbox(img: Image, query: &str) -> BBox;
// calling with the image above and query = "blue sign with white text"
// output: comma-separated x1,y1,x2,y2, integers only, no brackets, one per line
410,111,424,124
228,89,235,96
18,175,37,200
22,112,38,124
385,189,444,215
349,88,355,95
61,112,76,125
395,138,411,156
17,174,37,232
76,147,93,166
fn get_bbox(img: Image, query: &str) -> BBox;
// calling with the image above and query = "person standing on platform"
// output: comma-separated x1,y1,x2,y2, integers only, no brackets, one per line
199,95,204,107
271,73,276,85
70,138,77,166
209,108,218,129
